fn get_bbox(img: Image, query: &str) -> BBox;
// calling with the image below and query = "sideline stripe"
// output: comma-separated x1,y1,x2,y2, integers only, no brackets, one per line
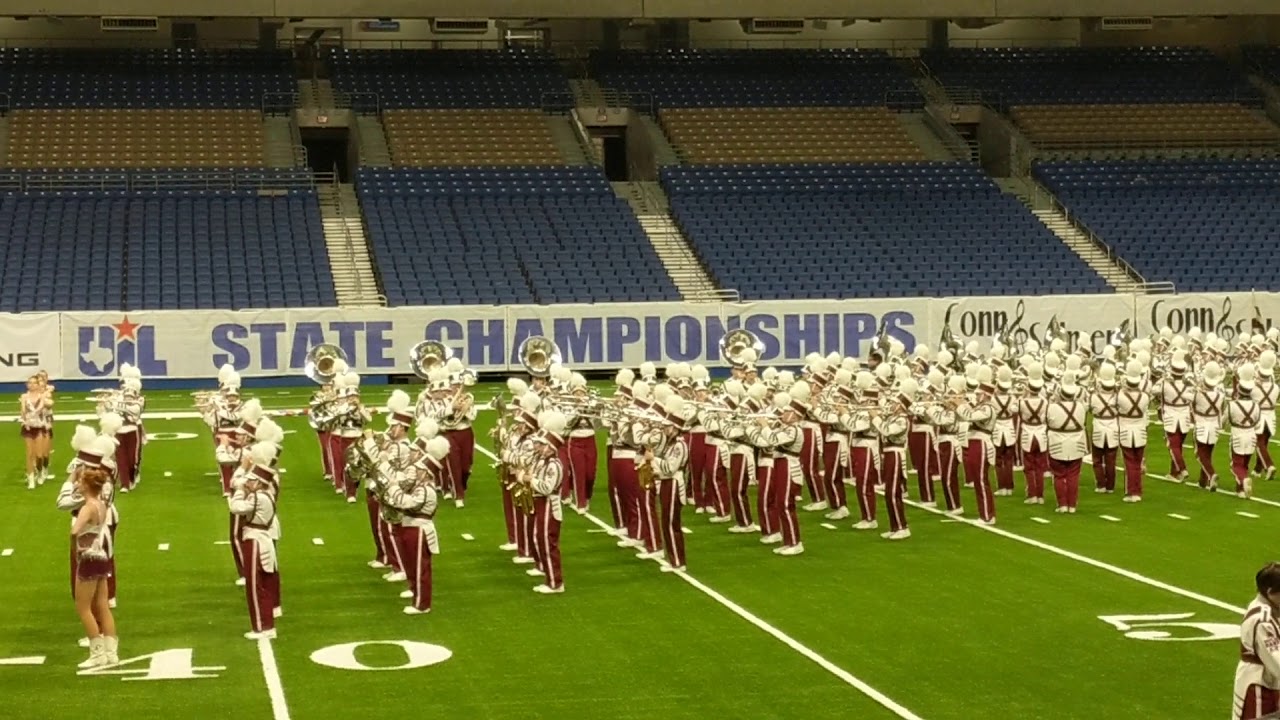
257,638,291,720
474,444,925,720
902,496,1245,615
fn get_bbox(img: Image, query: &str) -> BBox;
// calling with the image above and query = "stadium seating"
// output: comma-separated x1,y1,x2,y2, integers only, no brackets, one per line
1012,103,1280,149
663,162,1111,300
661,107,925,164
7,109,266,168
0,48,293,108
357,167,680,306
383,109,561,167
920,47,1258,107
1034,159,1280,292
327,49,571,109
590,49,922,108
1244,46,1280,85
0,170,334,312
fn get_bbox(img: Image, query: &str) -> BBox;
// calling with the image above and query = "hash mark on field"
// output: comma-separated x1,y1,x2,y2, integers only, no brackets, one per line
1239,511,1261,519
940,519,963,523
681,527,692,534
0,656,44,665
213,540,231,546
1030,517,1050,524
311,538,325,546
1099,515,1121,522
473,443,926,720
1,548,12,557
157,543,170,551
1167,513,1190,521
461,533,475,541
820,523,838,530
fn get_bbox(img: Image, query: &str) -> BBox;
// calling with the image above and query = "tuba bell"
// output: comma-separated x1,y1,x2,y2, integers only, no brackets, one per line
719,328,763,367
518,336,561,378
939,304,965,372
1109,319,1132,364
305,343,348,385
409,340,451,380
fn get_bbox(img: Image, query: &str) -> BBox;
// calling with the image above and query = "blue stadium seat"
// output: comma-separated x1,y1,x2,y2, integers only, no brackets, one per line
328,49,571,110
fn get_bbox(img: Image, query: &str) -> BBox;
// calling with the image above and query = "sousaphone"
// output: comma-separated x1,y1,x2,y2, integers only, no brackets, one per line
304,343,348,385
409,340,451,380
719,328,763,367
518,336,561,378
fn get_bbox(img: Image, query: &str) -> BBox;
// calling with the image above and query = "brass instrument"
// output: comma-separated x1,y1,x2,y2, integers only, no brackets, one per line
344,430,381,492
720,328,764,367
1109,319,1133,364
409,340,451,380
939,305,965,372
637,455,655,491
304,343,348,385
518,336,561,378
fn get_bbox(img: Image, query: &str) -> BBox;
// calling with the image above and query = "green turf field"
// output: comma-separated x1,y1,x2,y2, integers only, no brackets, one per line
0,383,1271,719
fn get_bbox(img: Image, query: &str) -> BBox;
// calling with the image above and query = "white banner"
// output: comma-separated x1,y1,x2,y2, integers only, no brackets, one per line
0,313,61,382
1133,292,1274,342
930,294,1136,355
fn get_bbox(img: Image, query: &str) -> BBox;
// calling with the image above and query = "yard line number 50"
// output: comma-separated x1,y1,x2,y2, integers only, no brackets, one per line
1098,613,1238,642
74,640,451,682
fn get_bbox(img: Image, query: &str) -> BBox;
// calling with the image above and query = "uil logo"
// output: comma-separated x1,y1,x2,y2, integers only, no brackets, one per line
77,316,169,377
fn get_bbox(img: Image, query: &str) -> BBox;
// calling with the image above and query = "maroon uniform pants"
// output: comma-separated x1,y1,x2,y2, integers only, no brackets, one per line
1122,445,1145,497
637,483,661,553
849,446,879,523
1239,684,1280,719
1256,426,1274,474
532,498,563,589
1050,457,1081,509
881,451,908,532
611,455,640,538
936,439,962,511
1196,440,1218,488
329,435,357,499
994,442,1016,493
963,439,996,522
1092,445,1118,491
1232,452,1253,491
822,440,848,510
727,453,753,527
443,428,475,501
1023,439,1049,500
515,502,535,559
317,429,332,477
230,513,245,579
687,432,707,508
908,430,936,503
394,525,433,611
240,539,278,633
800,428,825,505
219,463,236,496
770,459,801,547
1166,429,1188,476
658,479,686,568
567,436,597,510
701,445,730,516
501,484,517,544
366,493,389,565
380,515,404,572
755,464,776,536
114,429,141,491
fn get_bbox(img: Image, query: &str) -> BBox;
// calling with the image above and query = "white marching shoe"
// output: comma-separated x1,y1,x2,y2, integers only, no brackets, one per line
26,475,35,490
399,590,414,599
245,629,277,641
1123,495,1142,503
103,636,119,667
852,520,878,530
708,514,733,524
881,529,911,541
533,584,564,594
824,506,851,520
635,550,663,560
346,497,357,504
759,533,782,545
512,556,535,565
728,523,758,534
526,568,546,577
498,543,518,552
78,638,107,669
402,606,430,615
774,543,805,556
384,571,407,582
802,501,828,512
368,560,388,569
455,499,465,509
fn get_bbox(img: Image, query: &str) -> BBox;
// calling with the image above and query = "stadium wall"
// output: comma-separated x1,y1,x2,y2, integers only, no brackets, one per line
3,292,1273,383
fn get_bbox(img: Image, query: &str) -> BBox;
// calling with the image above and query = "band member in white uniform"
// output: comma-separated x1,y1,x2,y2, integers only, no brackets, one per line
521,412,567,593
1193,361,1227,491
750,390,806,555
1157,351,1195,482
1089,364,1121,494
930,375,968,514
1019,364,1049,504
876,379,917,537
1233,563,1280,719
229,444,279,640
380,400,443,615
957,366,997,524
440,358,477,508
991,366,1019,497
1255,350,1278,479
332,371,369,503
1229,364,1261,499
1116,360,1151,502
1047,371,1087,513
110,369,145,493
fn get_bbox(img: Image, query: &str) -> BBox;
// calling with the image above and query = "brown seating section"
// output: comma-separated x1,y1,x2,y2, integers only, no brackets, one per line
385,109,562,166
1013,103,1280,148
661,107,926,164
7,109,265,167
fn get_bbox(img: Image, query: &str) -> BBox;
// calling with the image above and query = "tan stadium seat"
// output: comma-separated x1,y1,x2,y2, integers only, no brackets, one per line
384,109,565,167
1012,103,1280,149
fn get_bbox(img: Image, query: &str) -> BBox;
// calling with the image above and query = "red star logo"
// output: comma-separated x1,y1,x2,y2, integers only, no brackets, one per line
112,316,140,342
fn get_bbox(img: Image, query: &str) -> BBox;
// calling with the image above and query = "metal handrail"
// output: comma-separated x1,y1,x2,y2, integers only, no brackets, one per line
1031,178,1151,289
262,91,298,116
323,174,386,306
922,109,979,163
1137,281,1177,294
12,168,317,193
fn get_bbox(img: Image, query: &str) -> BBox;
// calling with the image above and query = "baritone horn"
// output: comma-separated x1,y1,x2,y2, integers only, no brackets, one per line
518,336,561,378
409,340,451,380
719,328,763,367
304,343,348,385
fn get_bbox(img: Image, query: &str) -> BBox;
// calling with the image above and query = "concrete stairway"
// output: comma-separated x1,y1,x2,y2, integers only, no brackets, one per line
639,114,681,166
897,113,956,161
263,116,297,167
298,79,336,110
569,78,605,106
613,181,725,301
356,115,392,167
545,115,594,165
317,184,384,307
1030,207,1145,293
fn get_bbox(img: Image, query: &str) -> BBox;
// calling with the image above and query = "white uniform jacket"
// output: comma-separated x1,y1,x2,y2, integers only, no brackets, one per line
228,488,277,573
990,392,1019,447
385,478,441,553
438,393,477,431
1229,397,1262,456
926,404,960,447
528,455,564,521
754,422,804,485
1233,596,1280,719
1158,377,1196,434
1018,393,1049,453
1255,378,1279,436
1193,387,1227,444
1089,389,1121,449
1046,398,1089,461
958,396,996,464
871,409,910,457
1116,386,1151,449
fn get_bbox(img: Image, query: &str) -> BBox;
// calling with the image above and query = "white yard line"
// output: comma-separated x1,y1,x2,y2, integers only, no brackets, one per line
1099,515,1121,522
1030,517,1051,525
257,638,291,720
1238,511,1260,519
902,497,1245,615
474,443,925,720
1082,454,1280,510
1167,513,1190,521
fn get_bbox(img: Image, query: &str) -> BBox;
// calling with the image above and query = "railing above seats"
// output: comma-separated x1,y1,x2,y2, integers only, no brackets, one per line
0,168,323,193
262,90,381,115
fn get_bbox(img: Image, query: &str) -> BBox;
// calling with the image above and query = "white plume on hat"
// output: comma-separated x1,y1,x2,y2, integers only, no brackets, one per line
426,436,450,461
1214,337,1230,354
747,382,769,401
898,378,919,400
122,378,141,392
1101,345,1116,361
519,392,542,413
1059,370,1080,396
947,375,967,394
343,371,361,389
1202,361,1224,386
894,365,911,382
762,367,779,382
445,356,464,373
1170,335,1187,350
965,341,980,356
1124,360,1144,383
1027,362,1044,385
71,425,99,452
888,338,905,358
936,349,953,367
1188,327,1203,342
927,368,945,388
790,380,812,402
631,381,651,400
724,379,745,399
416,417,440,439
250,441,278,467
777,370,796,387
1269,328,1280,341
218,363,236,386
692,364,710,384
539,410,568,437
385,389,412,417
913,343,932,360
964,363,980,384
99,412,123,437
570,372,587,389
1018,353,1034,371
1136,350,1151,367
652,383,674,403
1205,331,1218,347
996,365,1013,388
875,364,892,381
662,395,686,419
739,348,758,365
508,377,529,396
835,368,854,387
840,357,859,372
639,362,657,379
238,398,263,425
804,352,822,365
854,371,875,391
1097,364,1117,386
976,365,993,386
1159,326,1173,338
224,371,242,390
119,363,142,381
772,392,792,411
1065,355,1082,373
990,341,1006,360
810,357,830,374
1260,350,1277,372
1237,363,1257,390
616,368,635,388
332,359,349,376
256,417,285,447
1025,339,1041,354
827,351,842,365
1170,350,1188,372
1049,338,1066,353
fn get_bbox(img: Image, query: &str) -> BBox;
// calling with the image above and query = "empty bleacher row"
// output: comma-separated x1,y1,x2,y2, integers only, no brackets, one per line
661,107,924,164
358,167,679,306
328,48,571,109
1034,159,1280,293
1012,103,1280,149
664,163,1111,299
383,109,561,167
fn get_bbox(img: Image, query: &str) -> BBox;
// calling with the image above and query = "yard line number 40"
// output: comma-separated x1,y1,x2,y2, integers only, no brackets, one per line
1098,613,1238,642
63,640,451,681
